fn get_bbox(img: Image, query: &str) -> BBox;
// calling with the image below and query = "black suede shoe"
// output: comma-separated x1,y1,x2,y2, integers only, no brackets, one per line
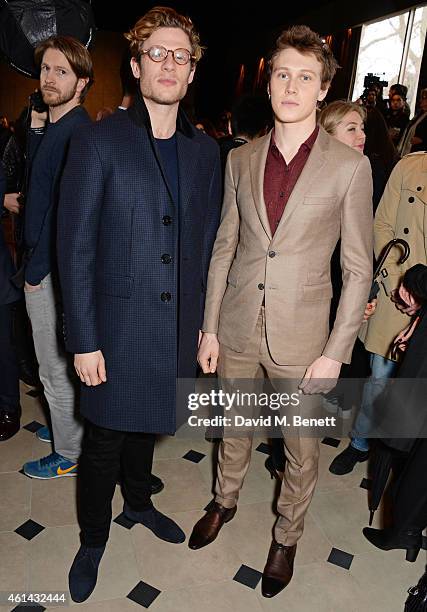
329,443,369,475
68,544,105,603
123,502,185,543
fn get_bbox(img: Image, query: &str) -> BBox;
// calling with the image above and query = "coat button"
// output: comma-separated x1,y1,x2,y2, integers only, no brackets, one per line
258,283,264,290
417,186,422,191
163,215,172,225
403,227,409,234
161,292,171,302
161,254,172,264
268,251,276,258
408,196,415,203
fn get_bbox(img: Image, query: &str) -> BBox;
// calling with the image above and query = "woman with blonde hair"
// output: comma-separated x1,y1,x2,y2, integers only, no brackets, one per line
319,100,366,152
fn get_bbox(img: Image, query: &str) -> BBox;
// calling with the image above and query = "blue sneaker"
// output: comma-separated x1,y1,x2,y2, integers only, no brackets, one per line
23,452,78,479
36,425,52,443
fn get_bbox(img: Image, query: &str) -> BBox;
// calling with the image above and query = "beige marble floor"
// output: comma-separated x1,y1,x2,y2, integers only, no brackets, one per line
0,385,424,611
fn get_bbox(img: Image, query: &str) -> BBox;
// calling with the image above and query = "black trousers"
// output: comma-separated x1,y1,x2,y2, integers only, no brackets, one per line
0,302,20,411
393,437,427,532
78,419,155,547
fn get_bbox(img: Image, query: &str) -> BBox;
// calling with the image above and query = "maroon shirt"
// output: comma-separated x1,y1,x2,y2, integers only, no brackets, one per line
264,126,319,236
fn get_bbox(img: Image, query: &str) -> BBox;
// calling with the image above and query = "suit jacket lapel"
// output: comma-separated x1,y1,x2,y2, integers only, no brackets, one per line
250,132,273,240
272,127,329,239
176,132,200,216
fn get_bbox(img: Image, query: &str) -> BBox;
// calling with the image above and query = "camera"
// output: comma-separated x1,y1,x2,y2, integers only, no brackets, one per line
29,90,48,113
363,73,388,90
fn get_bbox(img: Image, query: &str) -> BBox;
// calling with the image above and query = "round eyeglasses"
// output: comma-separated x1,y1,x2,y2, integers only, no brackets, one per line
141,46,195,66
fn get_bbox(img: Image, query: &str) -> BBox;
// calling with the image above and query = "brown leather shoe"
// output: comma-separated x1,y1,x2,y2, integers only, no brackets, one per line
188,502,236,550
261,540,296,598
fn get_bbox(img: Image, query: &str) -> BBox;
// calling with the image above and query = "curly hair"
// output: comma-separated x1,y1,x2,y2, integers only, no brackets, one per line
125,6,203,65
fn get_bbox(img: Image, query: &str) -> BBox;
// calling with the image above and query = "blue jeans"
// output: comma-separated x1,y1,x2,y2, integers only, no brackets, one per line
350,353,398,452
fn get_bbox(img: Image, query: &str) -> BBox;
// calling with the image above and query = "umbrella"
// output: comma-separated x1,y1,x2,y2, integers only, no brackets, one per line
368,238,410,301
0,0,95,78
367,440,408,525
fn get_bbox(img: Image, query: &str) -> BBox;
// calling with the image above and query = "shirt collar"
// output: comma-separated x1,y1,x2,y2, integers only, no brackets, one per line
270,125,319,156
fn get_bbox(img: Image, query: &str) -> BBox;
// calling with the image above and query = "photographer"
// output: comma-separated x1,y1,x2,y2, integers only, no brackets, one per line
20,36,93,480
360,73,388,112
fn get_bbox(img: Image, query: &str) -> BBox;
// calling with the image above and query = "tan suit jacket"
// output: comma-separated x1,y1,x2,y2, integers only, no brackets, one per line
203,127,374,365
363,152,427,359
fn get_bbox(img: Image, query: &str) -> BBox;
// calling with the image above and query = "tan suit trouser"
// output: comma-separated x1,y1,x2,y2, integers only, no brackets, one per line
215,307,320,546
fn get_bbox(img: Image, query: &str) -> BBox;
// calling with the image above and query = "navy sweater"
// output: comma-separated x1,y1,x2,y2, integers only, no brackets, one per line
24,105,91,285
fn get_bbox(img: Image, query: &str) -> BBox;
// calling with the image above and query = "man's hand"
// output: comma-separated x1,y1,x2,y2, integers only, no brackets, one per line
4,193,22,215
197,332,219,374
24,281,41,293
299,355,342,395
74,350,107,386
31,108,47,128
363,298,377,322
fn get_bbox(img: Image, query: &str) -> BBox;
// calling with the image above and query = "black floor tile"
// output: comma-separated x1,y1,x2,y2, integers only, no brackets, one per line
113,512,136,529
327,547,354,570
233,564,262,589
255,442,270,455
12,606,46,611
22,420,44,433
14,519,45,541
127,581,161,608
182,450,206,463
360,478,372,490
321,437,340,448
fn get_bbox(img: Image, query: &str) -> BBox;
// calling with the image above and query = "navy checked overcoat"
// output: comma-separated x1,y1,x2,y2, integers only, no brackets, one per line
57,95,221,433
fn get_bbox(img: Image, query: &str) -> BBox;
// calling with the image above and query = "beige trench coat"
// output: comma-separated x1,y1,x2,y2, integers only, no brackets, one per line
363,152,427,359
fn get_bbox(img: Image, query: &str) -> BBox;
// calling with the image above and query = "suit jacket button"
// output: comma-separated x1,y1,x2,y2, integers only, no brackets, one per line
161,254,172,264
417,186,422,191
268,251,276,258
408,196,415,203
403,227,409,234
163,215,172,225
161,292,171,302
258,283,265,290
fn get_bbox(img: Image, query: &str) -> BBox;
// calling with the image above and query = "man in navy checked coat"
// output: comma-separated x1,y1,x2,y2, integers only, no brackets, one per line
57,8,221,602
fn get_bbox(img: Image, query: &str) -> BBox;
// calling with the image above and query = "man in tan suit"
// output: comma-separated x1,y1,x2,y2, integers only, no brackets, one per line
189,25,373,597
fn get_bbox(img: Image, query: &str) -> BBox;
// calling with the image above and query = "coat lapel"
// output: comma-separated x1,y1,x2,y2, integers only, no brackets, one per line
272,127,329,240
250,132,273,240
128,92,200,209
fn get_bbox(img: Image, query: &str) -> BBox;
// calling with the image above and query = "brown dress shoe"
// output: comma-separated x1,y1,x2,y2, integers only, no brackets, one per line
261,540,296,598
188,502,236,550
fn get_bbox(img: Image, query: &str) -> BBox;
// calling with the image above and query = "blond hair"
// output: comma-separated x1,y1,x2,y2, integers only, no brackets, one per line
319,100,366,135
